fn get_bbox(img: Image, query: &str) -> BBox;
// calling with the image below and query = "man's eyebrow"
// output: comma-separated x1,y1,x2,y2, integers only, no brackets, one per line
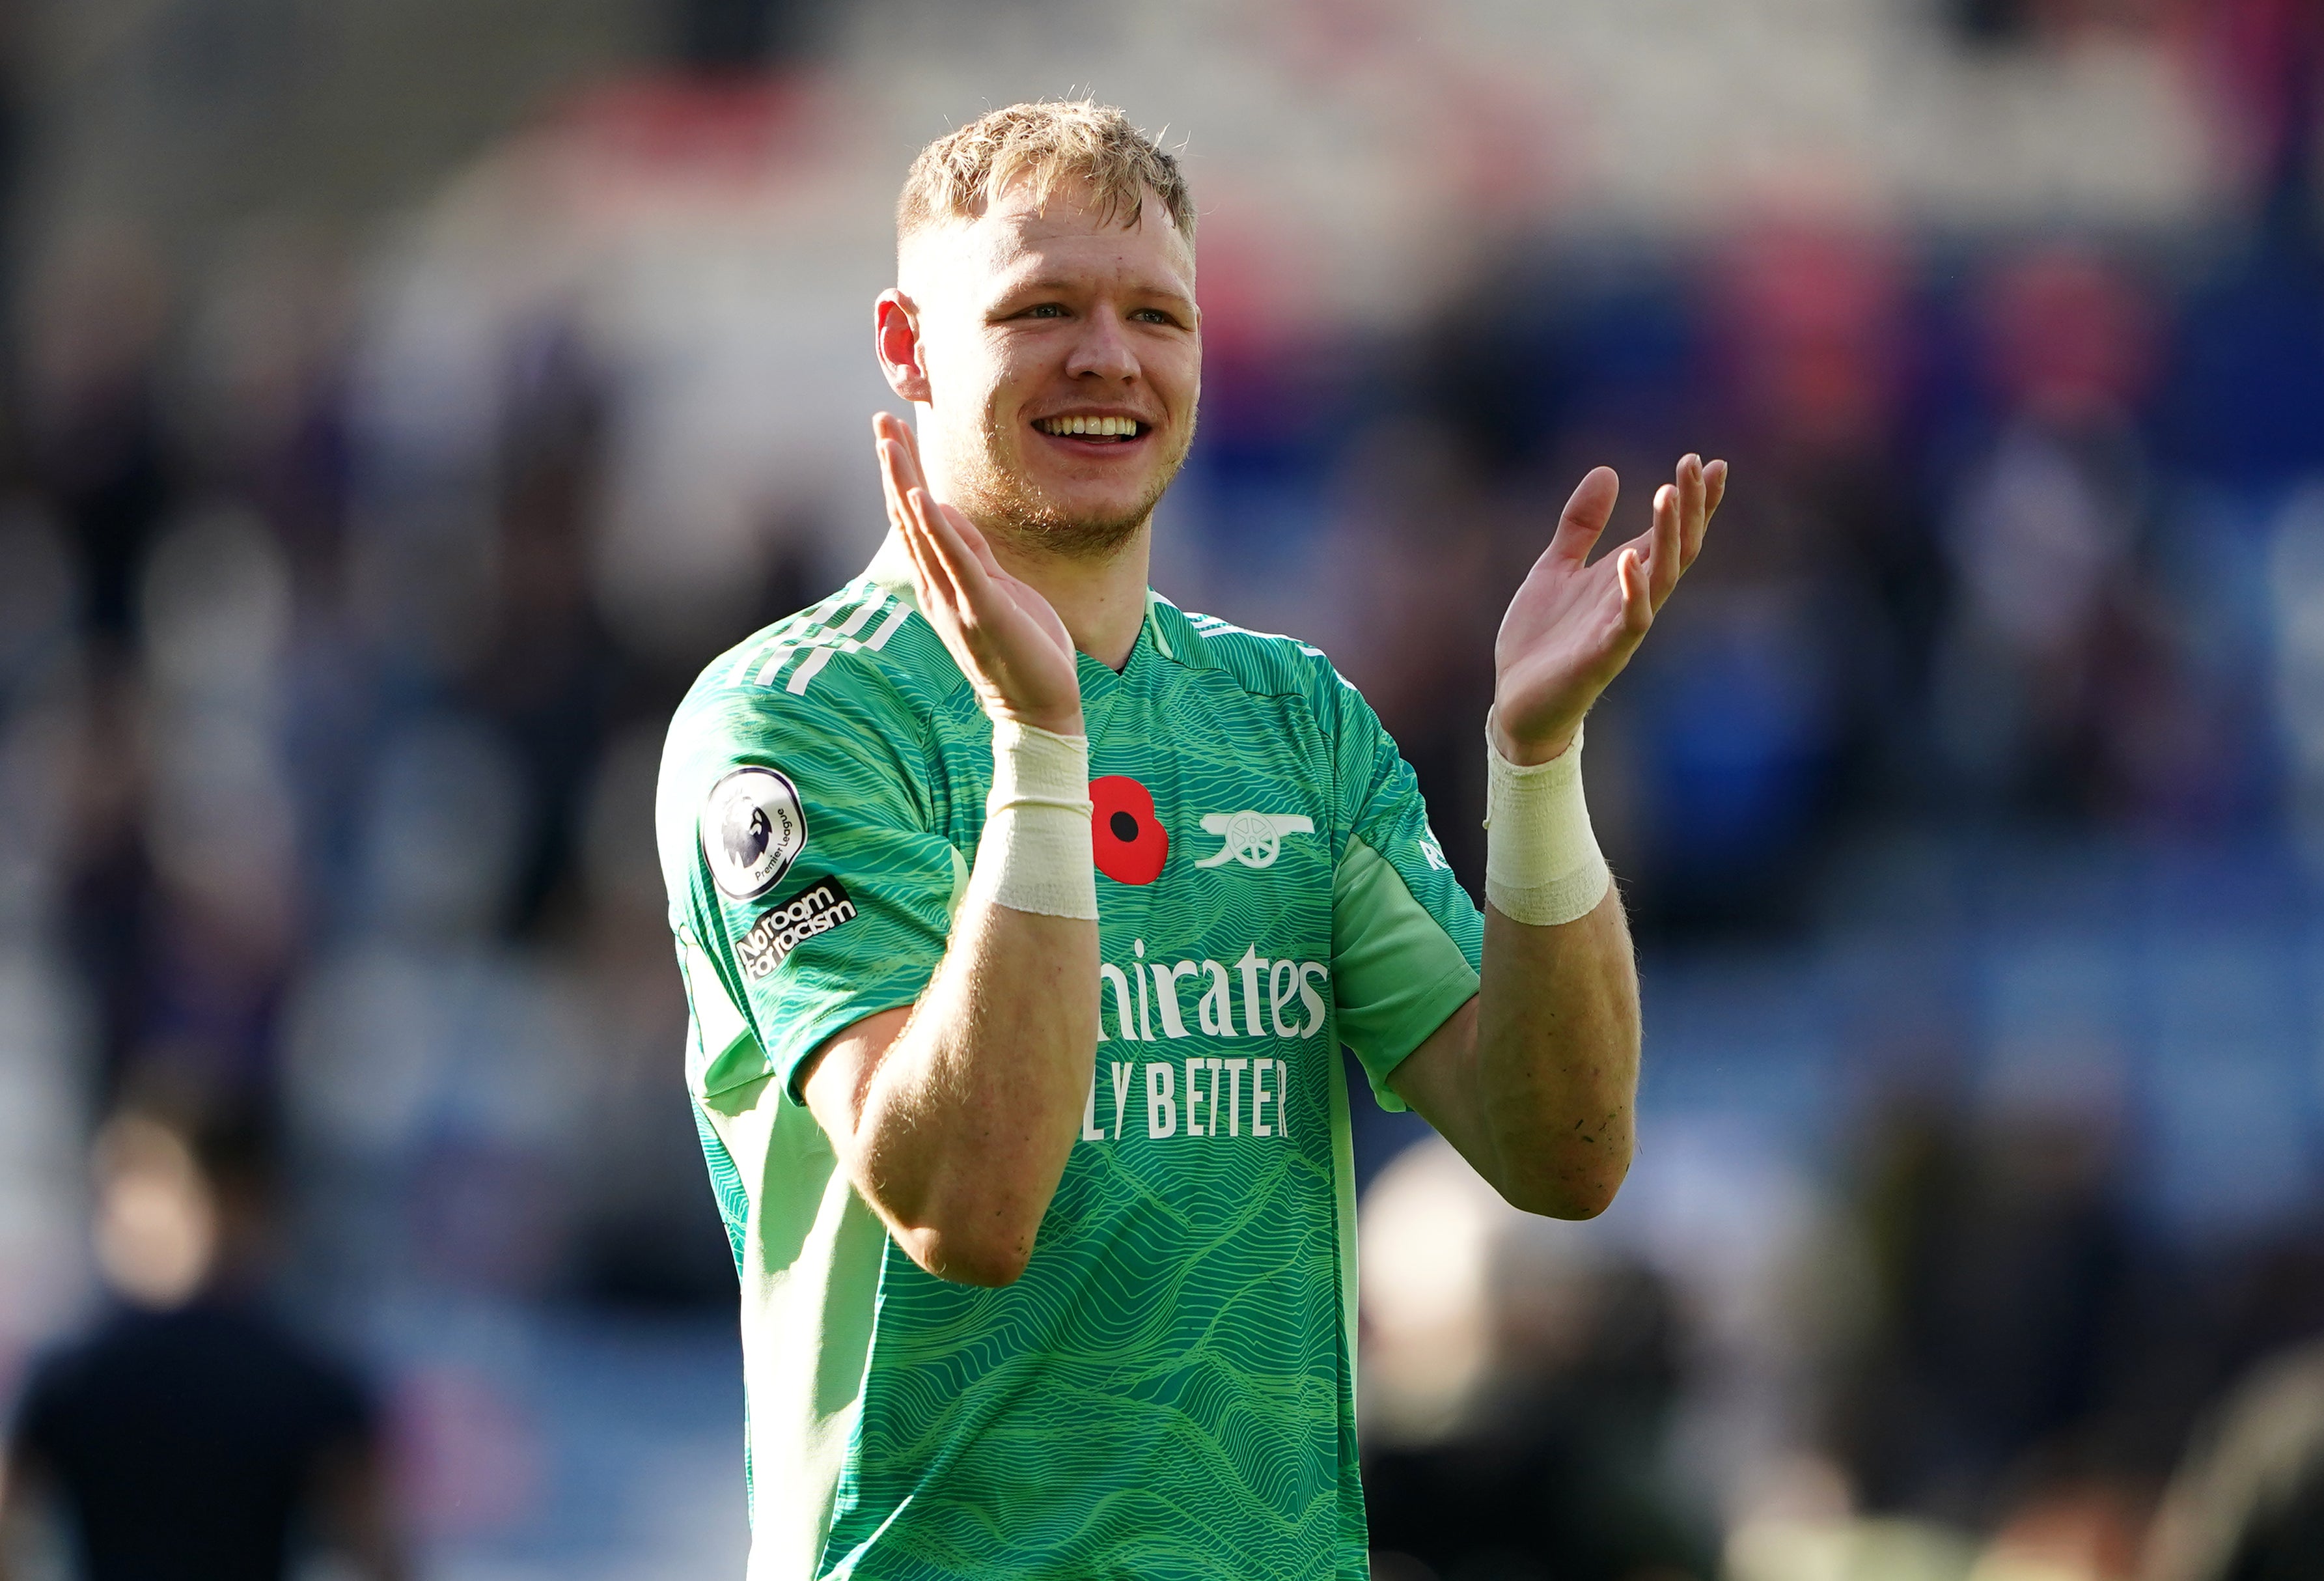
995,275,1197,307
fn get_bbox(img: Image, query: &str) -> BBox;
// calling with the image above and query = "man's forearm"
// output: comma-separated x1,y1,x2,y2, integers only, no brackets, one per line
1390,884,1640,1220
1473,890,1639,1216
807,893,1100,1286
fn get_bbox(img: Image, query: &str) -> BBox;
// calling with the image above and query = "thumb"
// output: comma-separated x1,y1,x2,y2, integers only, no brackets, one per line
1545,466,1620,565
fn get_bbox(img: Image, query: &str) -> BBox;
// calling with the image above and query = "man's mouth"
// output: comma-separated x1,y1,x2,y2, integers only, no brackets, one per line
1033,414,1148,443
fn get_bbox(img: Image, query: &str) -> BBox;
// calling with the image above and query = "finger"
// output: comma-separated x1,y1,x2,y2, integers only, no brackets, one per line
937,500,1006,580
876,437,913,537
1684,456,1724,569
911,486,990,617
883,412,930,497
1676,453,1704,572
894,485,948,616
1618,545,1652,636
1545,466,1620,565
874,410,915,488
1648,483,1681,609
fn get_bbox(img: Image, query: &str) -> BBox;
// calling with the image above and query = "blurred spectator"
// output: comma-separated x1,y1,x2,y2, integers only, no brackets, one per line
1928,247,2209,830
1831,1095,2140,1527
18,227,174,655
283,714,581,1301
1360,1139,1717,1581
0,1091,403,1581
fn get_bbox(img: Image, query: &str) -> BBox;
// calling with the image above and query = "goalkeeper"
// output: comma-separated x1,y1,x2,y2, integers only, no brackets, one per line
658,98,1726,1580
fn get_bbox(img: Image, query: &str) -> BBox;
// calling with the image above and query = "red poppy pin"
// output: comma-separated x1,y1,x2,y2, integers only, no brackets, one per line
1089,775,1168,885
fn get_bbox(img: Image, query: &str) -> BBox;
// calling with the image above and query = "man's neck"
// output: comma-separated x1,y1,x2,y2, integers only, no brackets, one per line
988,522,1151,673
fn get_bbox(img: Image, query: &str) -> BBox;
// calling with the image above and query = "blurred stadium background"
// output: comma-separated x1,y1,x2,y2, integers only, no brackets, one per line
3,0,2324,1576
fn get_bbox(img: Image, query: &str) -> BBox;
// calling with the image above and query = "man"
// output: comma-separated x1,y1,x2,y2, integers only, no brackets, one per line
657,100,1725,1579
2,1097,404,1581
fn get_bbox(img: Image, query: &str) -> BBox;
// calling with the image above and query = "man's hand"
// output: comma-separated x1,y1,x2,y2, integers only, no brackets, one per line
876,412,1083,736
1489,454,1727,764
788,417,1101,1289
1391,453,1726,1218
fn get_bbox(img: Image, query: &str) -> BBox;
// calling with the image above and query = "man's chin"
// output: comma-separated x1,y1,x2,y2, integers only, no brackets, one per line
972,481,1169,561
994,505,1150,561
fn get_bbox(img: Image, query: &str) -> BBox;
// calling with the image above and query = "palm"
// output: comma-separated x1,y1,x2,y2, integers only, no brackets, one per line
935,507,1081,719
1492,458,1726,763
874,413,1083,734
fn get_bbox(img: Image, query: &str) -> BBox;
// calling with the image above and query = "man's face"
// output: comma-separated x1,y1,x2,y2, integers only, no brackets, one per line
891,178,1200,559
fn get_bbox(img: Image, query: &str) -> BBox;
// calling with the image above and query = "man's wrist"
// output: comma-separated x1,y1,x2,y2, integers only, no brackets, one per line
995,703,1086,739
975,719,1098,920
1483,720,1609,926
1486,707,1577,768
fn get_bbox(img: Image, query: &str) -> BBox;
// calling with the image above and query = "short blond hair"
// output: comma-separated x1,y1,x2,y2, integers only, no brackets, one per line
898,100,1195,247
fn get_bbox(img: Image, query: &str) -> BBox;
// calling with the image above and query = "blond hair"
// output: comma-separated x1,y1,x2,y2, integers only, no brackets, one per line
898,100,1194,247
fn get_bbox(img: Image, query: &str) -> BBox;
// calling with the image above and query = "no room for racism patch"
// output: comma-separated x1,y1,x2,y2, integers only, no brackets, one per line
736,876,857,980
1090,774,1168,885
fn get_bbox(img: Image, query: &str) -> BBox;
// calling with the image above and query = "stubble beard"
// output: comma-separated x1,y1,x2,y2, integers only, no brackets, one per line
948,413,1197,564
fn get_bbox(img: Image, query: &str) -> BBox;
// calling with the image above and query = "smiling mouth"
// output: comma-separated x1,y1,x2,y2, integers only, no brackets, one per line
1033,414,1148,443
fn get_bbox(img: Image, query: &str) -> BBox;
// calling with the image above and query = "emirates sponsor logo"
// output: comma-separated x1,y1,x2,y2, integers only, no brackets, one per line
1077,939,1325,1143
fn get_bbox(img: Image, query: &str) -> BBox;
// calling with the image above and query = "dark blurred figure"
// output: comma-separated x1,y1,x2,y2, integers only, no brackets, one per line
1365,1255,1713,1581
19,229,176,653
1833,1095,2140,1528
2142,1339,2324,1581
1361,1141,1714,1581
0,1093,404,1581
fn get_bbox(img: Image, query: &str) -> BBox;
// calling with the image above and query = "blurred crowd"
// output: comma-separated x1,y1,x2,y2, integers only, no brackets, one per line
5,0,2324,1576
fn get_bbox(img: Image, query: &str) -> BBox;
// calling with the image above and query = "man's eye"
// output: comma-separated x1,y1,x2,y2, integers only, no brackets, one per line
1023,303,1066,319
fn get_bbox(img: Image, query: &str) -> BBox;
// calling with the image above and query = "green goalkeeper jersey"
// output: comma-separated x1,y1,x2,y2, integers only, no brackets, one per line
657,539,1484,1580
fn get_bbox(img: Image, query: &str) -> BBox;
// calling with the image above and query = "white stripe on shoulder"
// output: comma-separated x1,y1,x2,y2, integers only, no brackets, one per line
833,595,885,639
724,636,779,687
725,590,857,685
760,591,884,687
866,602,912,650
785,645,838,694
1181,611,1325,657
749,645,792,686
733,593,912,697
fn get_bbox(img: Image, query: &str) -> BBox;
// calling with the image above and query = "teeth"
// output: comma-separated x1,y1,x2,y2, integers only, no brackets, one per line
1040,415,1139,438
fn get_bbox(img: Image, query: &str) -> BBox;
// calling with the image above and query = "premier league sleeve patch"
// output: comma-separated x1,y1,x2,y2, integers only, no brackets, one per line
702,766,809,900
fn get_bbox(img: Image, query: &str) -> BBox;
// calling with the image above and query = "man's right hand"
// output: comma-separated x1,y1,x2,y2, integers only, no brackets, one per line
876,413,1085,737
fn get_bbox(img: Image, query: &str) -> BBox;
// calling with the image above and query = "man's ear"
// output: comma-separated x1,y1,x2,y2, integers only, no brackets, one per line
875,290,930,404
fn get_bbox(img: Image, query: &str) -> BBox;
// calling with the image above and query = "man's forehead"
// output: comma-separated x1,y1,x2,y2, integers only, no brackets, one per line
906,178,1193,292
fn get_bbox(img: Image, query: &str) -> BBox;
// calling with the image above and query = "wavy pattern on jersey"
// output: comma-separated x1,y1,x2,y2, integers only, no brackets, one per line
691,1098,751,1275
665,585,1472,1580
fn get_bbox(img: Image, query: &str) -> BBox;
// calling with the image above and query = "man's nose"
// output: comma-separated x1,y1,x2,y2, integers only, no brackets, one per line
1064,310,1139,382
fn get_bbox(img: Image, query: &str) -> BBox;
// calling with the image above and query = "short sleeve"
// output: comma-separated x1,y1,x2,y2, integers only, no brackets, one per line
661,677,961,1106
1324,675,1484,1111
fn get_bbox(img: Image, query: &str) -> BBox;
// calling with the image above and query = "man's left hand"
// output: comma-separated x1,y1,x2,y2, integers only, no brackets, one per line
1489,453,1727,765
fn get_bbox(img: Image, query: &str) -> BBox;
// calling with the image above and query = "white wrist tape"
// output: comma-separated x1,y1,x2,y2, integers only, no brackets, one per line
973,718,1098,921
1484,720,1611,926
